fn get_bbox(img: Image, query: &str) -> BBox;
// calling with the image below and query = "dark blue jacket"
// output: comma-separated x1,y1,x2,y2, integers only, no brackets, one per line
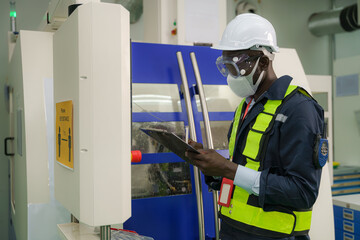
220,75,324,240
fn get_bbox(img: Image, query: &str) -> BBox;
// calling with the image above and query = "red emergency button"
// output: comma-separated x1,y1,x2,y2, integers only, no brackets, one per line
131,150,142,163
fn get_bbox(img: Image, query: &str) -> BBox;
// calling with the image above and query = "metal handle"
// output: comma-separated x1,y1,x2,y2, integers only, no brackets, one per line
343,208,354,220
176,51,205,240
343,220,354,233
190,52,220,240
344,232,354,240
4,137,15,156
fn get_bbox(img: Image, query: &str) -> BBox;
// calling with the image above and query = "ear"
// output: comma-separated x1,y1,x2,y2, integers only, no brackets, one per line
259,56,269,70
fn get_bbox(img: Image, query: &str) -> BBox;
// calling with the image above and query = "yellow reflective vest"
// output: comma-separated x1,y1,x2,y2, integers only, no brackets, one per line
221,85,313,238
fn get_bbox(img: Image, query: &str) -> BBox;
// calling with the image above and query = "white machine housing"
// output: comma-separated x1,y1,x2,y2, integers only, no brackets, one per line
7,30,53,240
53,2,131,226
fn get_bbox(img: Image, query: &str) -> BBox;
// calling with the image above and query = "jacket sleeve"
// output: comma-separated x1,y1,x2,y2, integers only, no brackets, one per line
259,97,324,210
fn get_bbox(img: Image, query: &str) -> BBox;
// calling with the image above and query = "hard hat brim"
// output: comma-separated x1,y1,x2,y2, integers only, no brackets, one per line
212,44,279,53
211,44,245,51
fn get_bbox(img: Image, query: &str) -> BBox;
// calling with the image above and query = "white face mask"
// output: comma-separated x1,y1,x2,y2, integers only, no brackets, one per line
227,58,264,98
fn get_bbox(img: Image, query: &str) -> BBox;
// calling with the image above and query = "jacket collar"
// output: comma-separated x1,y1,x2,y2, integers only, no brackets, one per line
233,75,293,164
256,75,293,102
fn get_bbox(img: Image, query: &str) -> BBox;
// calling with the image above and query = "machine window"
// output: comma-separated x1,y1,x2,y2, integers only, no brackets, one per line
131,121,192,199
132,83,182,112
195,85,243,112
131,162,192,199
132,122,185,153
200,121,231,150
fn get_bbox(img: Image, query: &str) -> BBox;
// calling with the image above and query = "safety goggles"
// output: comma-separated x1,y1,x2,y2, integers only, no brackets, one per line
216,53,263,78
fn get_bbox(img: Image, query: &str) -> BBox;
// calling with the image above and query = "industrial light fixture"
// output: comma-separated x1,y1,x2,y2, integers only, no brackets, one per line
9,0,17,33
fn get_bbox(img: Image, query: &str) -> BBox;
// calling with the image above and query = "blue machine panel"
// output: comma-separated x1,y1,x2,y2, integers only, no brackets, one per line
334,204,360,240
126,42,236,240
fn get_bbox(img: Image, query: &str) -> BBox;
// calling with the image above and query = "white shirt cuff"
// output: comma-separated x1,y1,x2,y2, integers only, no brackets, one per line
233,165,261,196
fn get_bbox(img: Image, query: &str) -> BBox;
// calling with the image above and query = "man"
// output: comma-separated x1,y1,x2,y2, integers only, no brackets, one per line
186,13,325,240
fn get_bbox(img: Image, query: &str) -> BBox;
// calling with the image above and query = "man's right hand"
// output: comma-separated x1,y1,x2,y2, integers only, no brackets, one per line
188,139,203,150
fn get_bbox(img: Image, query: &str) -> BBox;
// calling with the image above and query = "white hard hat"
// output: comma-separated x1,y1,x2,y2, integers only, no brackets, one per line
213,13,279,52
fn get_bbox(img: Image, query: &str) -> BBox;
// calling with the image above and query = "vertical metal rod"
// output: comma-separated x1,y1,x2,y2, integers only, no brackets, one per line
176,51,205,240
330,0,336,168
100,225,111,240
190,52,220,240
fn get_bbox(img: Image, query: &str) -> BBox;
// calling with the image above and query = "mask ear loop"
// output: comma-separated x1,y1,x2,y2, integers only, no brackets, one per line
247,58,265,91
254,48,271,88
240,55,260,78
250,58,261,86
253,70,265,89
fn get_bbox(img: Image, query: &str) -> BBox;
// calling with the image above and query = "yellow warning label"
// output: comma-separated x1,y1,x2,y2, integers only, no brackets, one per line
56,100,73,170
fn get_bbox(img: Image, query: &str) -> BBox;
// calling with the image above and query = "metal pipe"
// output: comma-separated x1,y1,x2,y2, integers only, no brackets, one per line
330,0,336,175
176,51,205,240
100,225,111,240
308,4,360,36
190,52,220,240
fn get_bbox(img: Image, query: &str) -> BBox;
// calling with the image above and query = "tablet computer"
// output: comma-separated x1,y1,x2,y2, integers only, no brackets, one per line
140,128,200,161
